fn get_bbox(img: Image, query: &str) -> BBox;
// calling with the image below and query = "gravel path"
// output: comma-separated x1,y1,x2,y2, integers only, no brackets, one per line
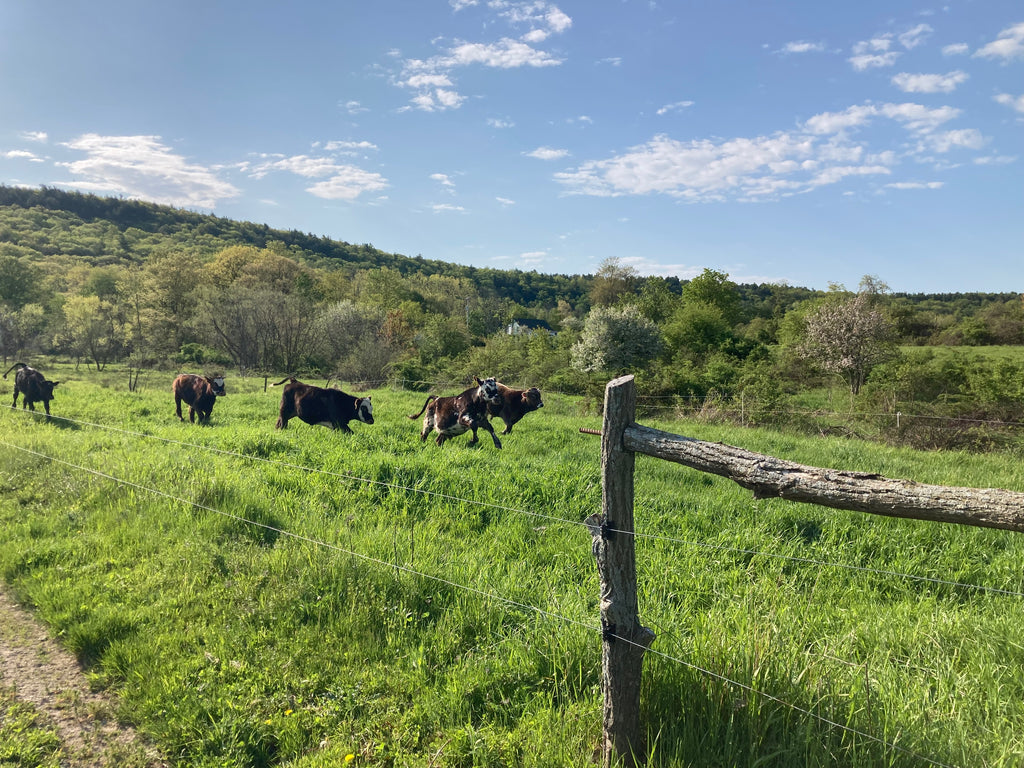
0,588,168,767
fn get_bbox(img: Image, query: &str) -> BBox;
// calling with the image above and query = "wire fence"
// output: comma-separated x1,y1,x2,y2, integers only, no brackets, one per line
2,403,1019,766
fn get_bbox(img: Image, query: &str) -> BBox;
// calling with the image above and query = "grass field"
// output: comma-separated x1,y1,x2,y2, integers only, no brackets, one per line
1,363,1024,767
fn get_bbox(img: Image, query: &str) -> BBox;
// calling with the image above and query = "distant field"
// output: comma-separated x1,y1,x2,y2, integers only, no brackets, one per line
2,363,1024,767
901,344,1024,361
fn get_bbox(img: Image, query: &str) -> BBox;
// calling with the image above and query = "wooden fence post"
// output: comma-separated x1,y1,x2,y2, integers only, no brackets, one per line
586,374,656,768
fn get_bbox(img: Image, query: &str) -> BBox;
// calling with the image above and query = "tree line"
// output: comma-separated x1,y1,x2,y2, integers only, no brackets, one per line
2,185,1023,449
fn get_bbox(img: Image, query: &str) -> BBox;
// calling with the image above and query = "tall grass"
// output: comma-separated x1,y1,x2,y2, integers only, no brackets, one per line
1,364,1023,766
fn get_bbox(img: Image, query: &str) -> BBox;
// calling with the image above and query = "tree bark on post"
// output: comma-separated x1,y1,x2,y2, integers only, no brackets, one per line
587,374,656,768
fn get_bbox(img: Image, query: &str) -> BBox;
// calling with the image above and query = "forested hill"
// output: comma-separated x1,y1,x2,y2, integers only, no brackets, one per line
0,185,592,309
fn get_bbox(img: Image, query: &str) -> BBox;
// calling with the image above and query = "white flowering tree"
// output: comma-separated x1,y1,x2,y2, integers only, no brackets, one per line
571,305,663,374
799,287,895,395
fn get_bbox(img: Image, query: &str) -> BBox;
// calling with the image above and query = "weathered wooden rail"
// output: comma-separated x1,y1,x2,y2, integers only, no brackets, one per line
586,374,1024,768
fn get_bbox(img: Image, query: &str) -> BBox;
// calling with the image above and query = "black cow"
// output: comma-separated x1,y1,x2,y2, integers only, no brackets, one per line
271,377,373,432
173,373,226,424
4,363,59,418
408,376,503,449
487,382,544,434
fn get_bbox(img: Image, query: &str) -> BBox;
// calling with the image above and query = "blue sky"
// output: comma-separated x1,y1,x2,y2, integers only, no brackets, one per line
1,1,1021,293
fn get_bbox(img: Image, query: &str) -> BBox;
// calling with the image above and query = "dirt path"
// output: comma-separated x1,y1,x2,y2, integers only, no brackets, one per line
0,588,168,767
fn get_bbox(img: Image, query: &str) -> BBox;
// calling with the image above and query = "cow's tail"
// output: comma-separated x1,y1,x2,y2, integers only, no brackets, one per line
407,395,437,419
270,376,297,387
2,363,27,379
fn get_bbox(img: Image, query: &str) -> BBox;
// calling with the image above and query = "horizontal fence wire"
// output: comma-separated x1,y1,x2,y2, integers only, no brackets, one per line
0,430,961,768
5,406,1023,600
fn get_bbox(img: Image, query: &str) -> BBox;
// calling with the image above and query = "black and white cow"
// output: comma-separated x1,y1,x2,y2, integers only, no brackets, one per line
173,373,226,424
407,376,503,449
4,363,59,418
271,377,373,433
487,382,544,434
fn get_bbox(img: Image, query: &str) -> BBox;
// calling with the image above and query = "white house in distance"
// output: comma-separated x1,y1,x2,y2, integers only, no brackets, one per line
506,318,555,336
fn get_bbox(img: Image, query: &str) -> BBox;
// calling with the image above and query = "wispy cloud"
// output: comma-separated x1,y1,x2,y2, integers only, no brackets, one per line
973,22,1024,61
995,92,1024,114
432,203,467,213
656,100,694,116
885,181,944,190
19,131,48,143
891,71,968,93
942,43,969,56
779,41,825,54
395,2,572,111
525,146,570,160
246,148,388,201
57,134,239,209
4,150,43,162
556,100,983,202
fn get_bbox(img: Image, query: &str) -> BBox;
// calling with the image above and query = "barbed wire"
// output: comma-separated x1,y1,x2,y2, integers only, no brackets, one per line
5,406,1023,600
0,436,962,768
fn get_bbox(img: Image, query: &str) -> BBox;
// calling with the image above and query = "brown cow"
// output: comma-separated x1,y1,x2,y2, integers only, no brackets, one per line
487,383,543,434
173,373,225,424
271,377,373,432
4,363,59,418
408,376,503,449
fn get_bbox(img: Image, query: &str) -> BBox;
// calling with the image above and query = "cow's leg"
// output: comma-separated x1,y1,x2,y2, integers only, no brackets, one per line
43,400,51,417
339,422,354,434
480,420,502,450
26,400,34,412
10,388,18,408
175,396,184,421
188,406,196,423
276,415,289,429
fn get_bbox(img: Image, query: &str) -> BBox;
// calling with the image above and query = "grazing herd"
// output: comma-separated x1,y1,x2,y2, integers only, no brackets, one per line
4,363,543,448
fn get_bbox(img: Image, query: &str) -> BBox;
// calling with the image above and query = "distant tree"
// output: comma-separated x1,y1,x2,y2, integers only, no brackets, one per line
58,294,122,370
681,268,741,324
589,257,637,307
799,285,896,395
571,305,662,373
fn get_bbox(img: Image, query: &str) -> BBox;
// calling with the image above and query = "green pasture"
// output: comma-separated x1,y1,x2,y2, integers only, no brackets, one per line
1,363,1023,767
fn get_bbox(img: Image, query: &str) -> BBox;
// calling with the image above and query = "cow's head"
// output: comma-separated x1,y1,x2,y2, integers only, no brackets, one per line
42,380,59,400
475,376,502,404
356,396,374,425
525,387,543,410
207,376,227,396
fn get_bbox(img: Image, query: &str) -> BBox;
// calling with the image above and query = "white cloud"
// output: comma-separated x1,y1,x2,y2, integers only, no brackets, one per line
307,168,390,200
4,150,42,161
19,131,47,143
556,98,984,202
853,35,893,54
849,51,901,70
432,203,466,213
995,92,1024,114
656,100,695,116
496,196,516,206
431,173,455,188
918,128,986,153
942,43,969,56
395,2,570,111
891,70,968,93
487,117,515,128
598,57,622,66
342,100,369,114
885,181,944,189
448,38,563,68
320,140,378,153
974,22,1024,61
898,24,932,49
780,41,825,54
525,146,570,160
57,134,239,209
247,153,388,200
